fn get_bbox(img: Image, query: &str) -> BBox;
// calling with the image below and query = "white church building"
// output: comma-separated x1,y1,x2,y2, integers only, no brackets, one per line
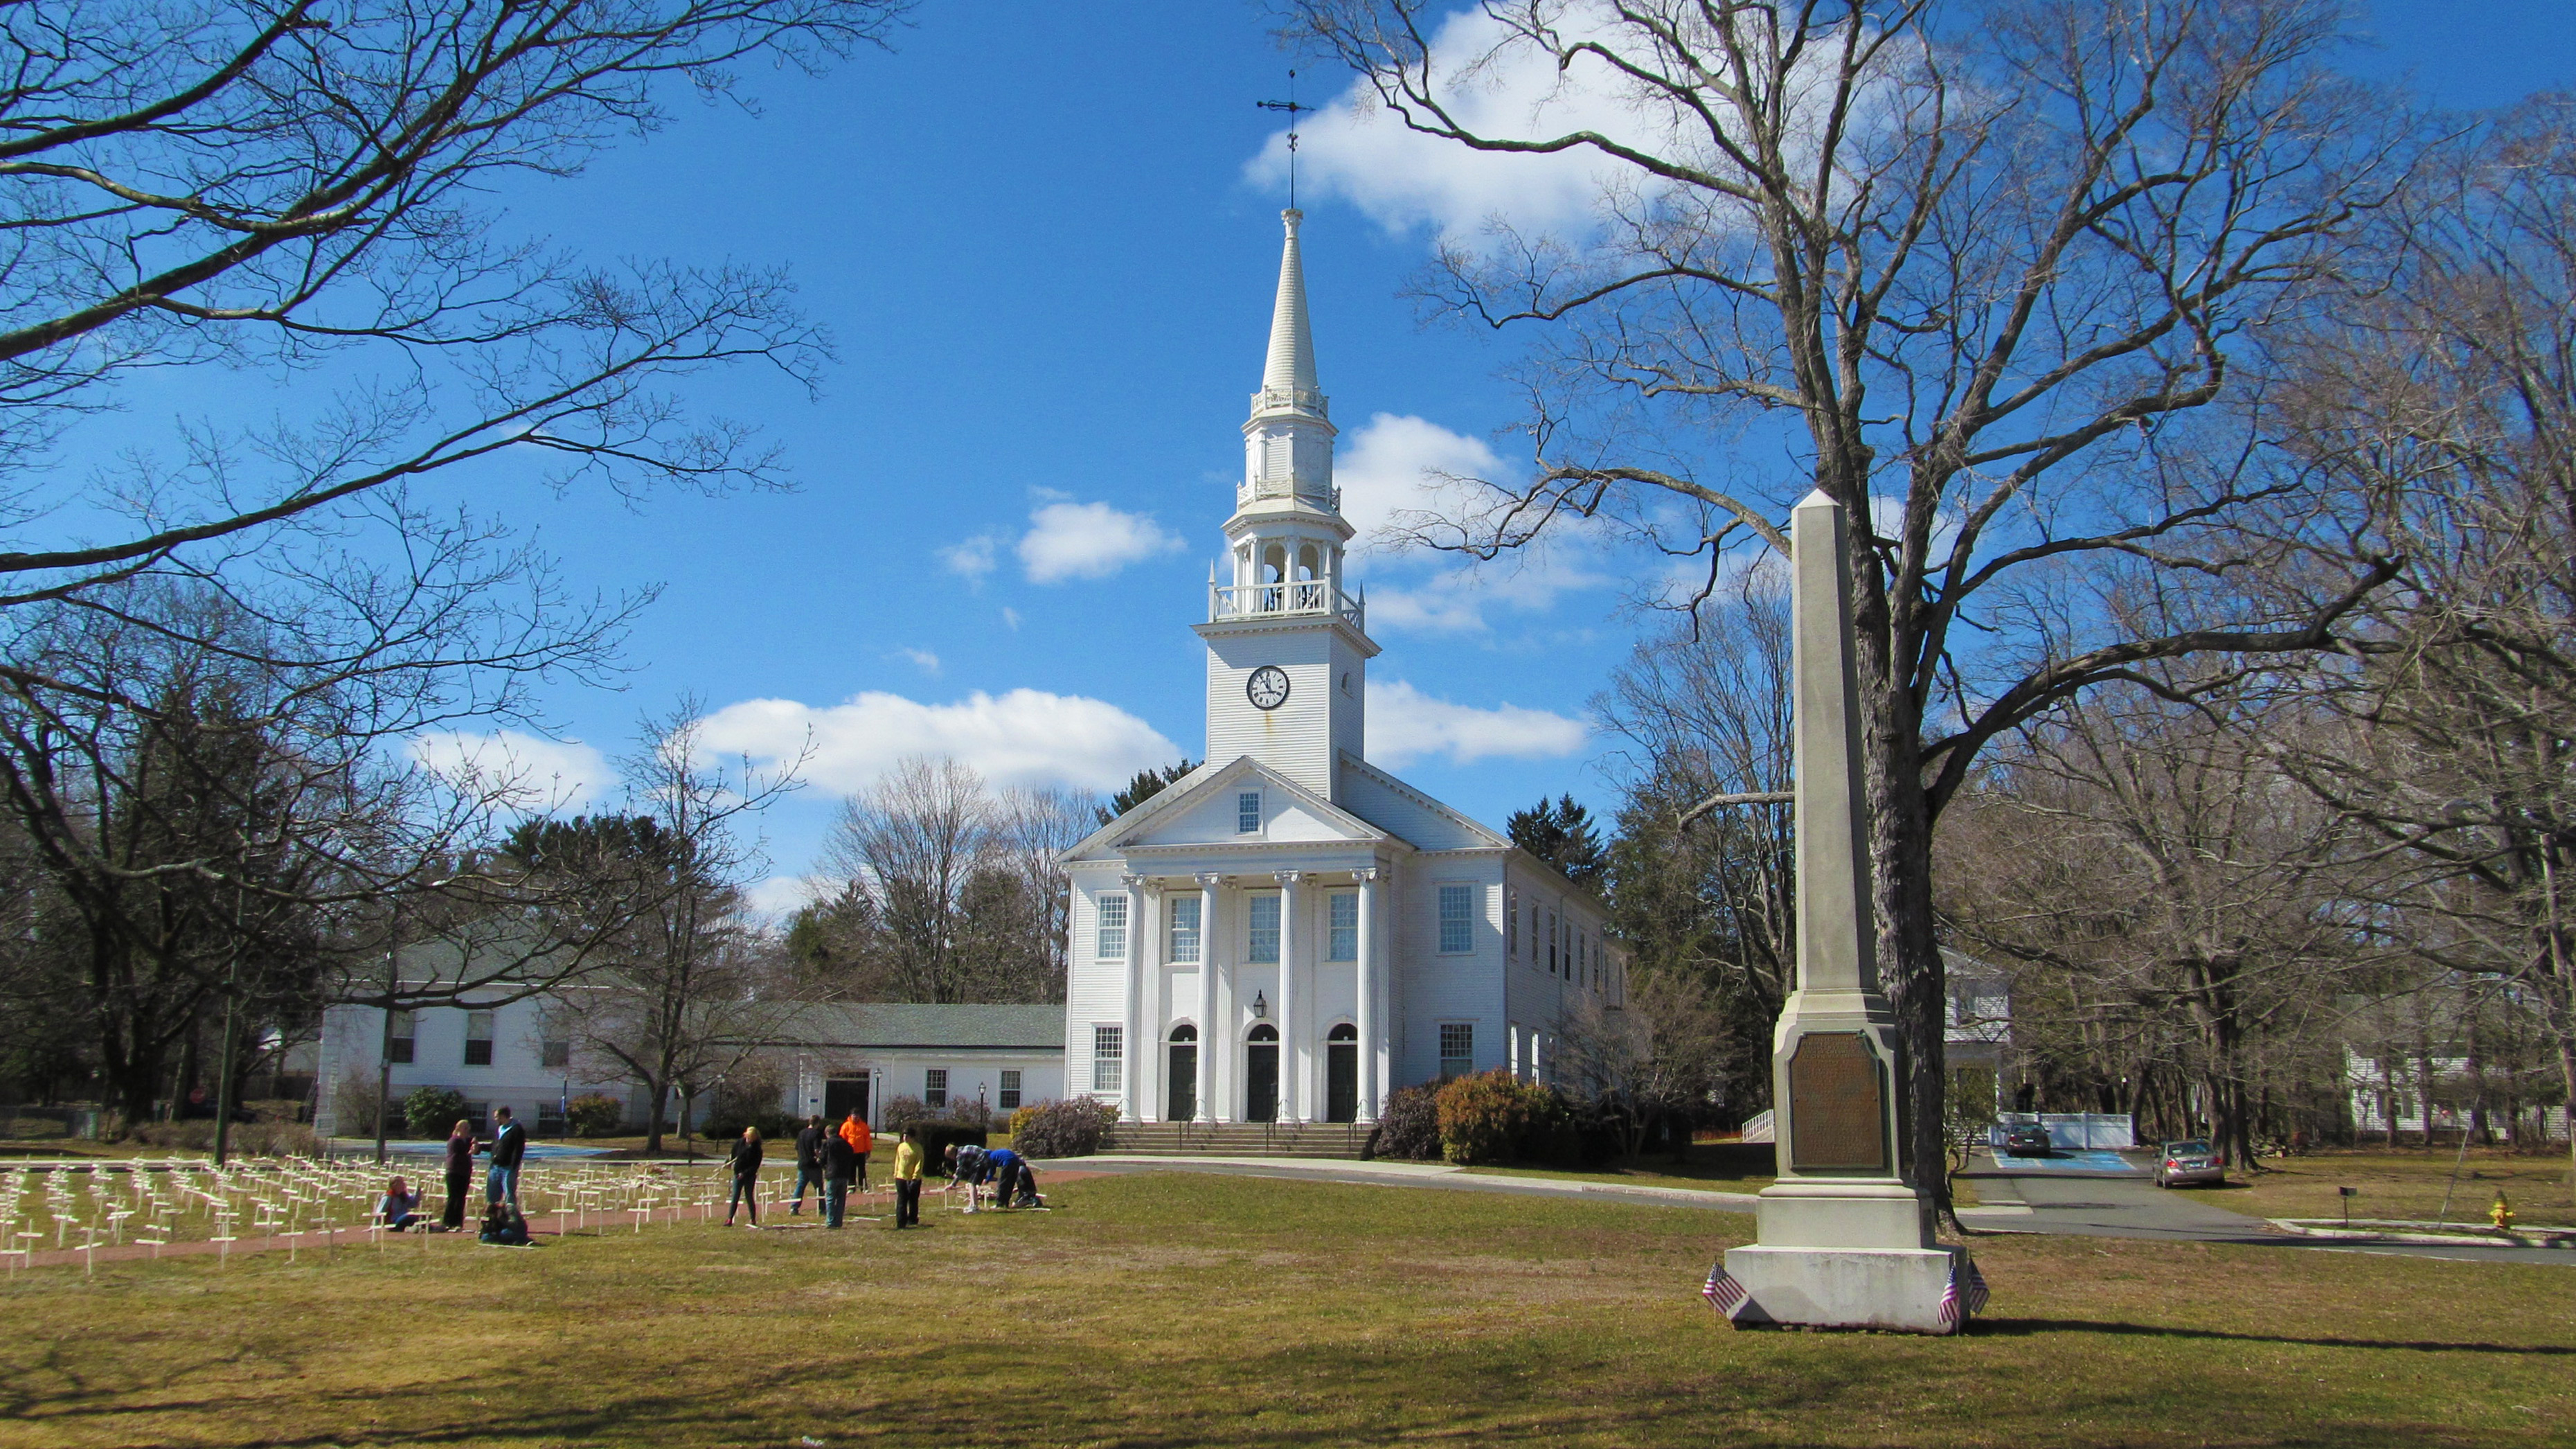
1060,211,1622,1126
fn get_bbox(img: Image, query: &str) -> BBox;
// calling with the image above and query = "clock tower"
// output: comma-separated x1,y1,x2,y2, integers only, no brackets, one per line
1194,208,1377,802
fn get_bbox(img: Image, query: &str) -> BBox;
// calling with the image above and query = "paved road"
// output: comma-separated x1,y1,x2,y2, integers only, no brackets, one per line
1054,1154,2576,1266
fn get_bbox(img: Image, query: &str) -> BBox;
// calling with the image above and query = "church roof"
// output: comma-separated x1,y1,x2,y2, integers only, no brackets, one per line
1065,754,1406,862
764,1002,1065,1053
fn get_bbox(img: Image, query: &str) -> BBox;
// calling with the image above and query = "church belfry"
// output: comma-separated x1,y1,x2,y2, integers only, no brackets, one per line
1197,208,1377,800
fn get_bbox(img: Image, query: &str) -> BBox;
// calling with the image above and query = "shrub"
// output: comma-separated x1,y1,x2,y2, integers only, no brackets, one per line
877,1095,933,1131
697,1103,798,1143
1010,1098,1117,1159
565,1094,624,1137
1367,1083,1442,1161
944,1097,996,1131
402,1086,469,1140
1433,1072,1577,1166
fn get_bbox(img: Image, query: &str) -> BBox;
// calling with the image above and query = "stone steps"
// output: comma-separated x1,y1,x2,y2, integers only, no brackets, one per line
1106,1121,1373,1159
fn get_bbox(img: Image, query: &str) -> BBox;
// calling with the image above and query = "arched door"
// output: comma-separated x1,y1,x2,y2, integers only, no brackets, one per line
1245,1024,1280,1123
1167,1025,1199,1121
1325,1024,1359,1123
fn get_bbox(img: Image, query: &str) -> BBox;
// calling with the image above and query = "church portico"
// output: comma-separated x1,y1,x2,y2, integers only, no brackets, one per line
1059,210,1620,1148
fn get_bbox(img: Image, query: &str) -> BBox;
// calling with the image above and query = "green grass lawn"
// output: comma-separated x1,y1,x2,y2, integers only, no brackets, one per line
3,1171,2571,1448
2179,1147,2576,1227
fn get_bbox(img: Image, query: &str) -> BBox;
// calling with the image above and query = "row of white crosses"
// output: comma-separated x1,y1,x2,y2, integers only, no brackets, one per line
0,1157,839,1273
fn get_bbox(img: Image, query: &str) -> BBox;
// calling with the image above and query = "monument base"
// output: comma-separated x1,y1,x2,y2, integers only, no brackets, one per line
1719,1243,1964,1334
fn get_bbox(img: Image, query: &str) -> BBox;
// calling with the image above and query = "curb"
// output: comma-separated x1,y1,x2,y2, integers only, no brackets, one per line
2268,1218,2576,1250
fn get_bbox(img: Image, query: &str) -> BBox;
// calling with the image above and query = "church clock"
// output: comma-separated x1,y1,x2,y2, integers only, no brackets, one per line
1246,665,1291,711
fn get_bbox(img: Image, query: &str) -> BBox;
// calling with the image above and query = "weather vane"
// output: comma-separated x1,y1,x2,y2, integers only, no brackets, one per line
1256,69,1313,209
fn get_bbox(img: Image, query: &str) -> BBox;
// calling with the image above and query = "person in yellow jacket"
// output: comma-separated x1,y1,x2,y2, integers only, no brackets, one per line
892,1126,925,1229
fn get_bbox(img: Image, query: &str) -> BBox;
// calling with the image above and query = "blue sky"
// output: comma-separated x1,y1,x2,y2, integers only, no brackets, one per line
59,3,2576,909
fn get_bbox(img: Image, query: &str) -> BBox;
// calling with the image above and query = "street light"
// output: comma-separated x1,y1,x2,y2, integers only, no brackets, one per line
1252,990,1268,1020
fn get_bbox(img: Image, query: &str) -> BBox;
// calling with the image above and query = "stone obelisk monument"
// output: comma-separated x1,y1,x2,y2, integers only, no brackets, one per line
1719,490,1964,1333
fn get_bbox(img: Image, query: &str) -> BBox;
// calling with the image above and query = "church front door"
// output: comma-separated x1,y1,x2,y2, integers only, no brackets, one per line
1168,1026,1198,1121
1325,1024,1358,1123
1245,1025,1279,1122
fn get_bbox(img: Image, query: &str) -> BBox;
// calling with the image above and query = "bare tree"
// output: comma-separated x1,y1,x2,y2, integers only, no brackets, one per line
1289,0,2412,1206
549,700,803,1153
2259,100,2576,1186
0,0,911,610
1555,966,1730,1161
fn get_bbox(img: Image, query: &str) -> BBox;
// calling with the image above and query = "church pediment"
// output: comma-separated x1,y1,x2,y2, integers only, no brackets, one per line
1334,752,1511,853
1065,756,1397,861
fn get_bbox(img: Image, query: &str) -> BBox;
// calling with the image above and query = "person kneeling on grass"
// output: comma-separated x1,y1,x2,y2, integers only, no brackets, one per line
377,1176,422,1232
943,1142,989,1211
983,1147,1039,1209
478,1200,530,1247
724,1125,765,1229
821,1126,860,1229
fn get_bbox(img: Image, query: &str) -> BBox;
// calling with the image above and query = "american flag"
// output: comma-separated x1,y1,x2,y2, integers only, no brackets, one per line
1938,1255,1991,1325
1701,1259,1746,1315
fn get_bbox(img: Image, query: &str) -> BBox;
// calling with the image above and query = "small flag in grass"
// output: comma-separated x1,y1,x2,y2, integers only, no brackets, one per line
1701,1258,1746,1315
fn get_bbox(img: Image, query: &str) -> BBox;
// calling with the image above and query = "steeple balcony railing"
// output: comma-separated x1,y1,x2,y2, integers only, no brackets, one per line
1209,578,1366,631
1235,475,1342,511
1251,385,1330,418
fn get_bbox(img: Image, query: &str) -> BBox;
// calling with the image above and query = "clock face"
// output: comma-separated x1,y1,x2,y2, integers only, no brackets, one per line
1246,665,1291,711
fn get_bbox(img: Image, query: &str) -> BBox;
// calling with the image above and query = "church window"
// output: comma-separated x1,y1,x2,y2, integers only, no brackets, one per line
1505,888,1519,957
1237,791,1262,835
387,1010,416,1065
1096,892,1129,961
999,1070,1022,1110
1169,896,1202,965
1578,932,1589,988
1438,884,1474,954
924,1069,949,1109
464,1009,494,1067
1247,894,1280,964
1327,891,1358,961
1438,1023,1474,1080
1092,1026,1124,1093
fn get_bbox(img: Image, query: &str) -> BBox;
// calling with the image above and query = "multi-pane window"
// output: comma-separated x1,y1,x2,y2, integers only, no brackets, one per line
541,1035,571,1069
1438,1023,1474,1079
387,1010,416,1065
1096,892,1129,960
1577,933,1589,989
1327,891,1359,961
1438,884,1474,954
1169,896,1202,965
1093,1025,1125,1092
1548,909,1560,975
1247,894,1281,964
924,1068,949,1108
1000,1069,1023,1110
463,1009,494,1067
1506,887,1519,957
1236,790,1262,834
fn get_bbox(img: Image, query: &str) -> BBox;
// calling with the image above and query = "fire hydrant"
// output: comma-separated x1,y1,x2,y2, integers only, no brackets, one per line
2490,1191,2516,1231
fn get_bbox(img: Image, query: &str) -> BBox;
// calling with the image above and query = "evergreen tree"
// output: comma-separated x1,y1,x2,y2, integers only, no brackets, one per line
1506,794,1607,889
1098,760,1197,826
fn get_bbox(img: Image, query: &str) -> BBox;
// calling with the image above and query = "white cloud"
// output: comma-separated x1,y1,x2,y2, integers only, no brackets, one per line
1017,500,1184,584
1338,412,1615,635
1366,680,1587,768
408,730,614,812
744,874,827,921
1244,6,1658,245
1001,607,1021,631
941,535,998,586
894,647,942,675
698,688,1181,797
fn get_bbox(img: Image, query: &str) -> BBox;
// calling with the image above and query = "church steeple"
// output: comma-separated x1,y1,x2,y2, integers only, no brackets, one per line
1262,208,1319,402
1199,209,1376,802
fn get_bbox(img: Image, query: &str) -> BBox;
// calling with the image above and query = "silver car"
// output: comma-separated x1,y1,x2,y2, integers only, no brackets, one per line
2155,1139,2224,1188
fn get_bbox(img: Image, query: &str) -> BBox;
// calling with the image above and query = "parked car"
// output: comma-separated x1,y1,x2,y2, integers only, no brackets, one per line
2000,1124,2052,1157
2155,1139,2224,1188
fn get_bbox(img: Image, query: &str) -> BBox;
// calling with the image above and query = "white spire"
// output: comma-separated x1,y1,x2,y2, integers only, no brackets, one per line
1262,208,1317,398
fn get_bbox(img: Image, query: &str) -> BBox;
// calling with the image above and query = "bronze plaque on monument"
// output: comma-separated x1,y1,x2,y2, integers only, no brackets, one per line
1787,1032,1888,1173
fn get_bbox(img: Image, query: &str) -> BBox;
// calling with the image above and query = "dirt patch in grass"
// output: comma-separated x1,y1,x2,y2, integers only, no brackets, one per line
1,1173,2570,1448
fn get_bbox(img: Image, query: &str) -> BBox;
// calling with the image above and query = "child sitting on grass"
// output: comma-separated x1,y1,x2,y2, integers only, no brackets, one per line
478,1199,531,1247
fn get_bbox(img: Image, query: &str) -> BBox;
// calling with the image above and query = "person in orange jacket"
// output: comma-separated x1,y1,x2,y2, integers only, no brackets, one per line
839,1110,873,1191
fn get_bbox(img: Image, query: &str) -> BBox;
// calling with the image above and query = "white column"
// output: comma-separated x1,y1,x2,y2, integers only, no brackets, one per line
1120,874,1145,1121
1275,871,1304,1122
1196,873,1220,1121
1354,866,1380,1121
